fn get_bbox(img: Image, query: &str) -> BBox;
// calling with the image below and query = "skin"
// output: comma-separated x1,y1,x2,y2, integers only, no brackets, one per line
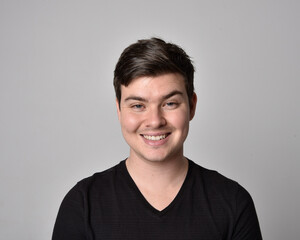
116,73,197,210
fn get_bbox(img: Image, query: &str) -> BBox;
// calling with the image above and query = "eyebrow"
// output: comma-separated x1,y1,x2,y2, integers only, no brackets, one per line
124,90,184,102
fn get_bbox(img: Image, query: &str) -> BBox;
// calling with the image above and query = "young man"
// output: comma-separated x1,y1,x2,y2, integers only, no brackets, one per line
52,38,262,239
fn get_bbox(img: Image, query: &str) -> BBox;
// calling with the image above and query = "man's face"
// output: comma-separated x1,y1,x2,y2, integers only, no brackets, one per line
116,73,197,164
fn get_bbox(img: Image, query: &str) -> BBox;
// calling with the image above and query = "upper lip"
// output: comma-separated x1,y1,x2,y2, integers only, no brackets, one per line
141,132,170,136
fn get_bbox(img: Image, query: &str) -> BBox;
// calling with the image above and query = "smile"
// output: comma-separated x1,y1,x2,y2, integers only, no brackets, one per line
142,134,167,141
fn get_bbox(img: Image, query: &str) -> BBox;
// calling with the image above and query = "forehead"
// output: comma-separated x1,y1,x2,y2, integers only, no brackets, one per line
120,73,186,100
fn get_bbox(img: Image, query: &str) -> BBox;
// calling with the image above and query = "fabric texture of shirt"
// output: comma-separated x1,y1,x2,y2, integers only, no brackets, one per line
52,159,262,240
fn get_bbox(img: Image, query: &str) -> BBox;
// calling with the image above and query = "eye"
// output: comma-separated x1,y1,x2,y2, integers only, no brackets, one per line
131,104,145,111
164,101,179,109
166,102,176,106
133,104,143,109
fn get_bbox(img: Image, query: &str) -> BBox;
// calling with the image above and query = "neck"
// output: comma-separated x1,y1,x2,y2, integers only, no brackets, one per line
125,155,189,189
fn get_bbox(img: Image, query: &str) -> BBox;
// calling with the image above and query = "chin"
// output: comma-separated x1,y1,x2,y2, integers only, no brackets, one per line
140,155,166,163
140,151,180,164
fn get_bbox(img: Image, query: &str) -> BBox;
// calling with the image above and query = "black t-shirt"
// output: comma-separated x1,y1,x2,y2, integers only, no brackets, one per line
52,160,262,240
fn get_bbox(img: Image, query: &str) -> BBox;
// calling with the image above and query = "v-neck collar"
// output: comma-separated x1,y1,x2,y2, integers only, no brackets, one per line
119,159,192,217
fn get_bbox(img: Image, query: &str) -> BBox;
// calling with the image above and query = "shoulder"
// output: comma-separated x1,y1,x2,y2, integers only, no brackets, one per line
64,161,125,203
189,160,253,204
78,162,121,186
190,160,239,188
188,160,262,238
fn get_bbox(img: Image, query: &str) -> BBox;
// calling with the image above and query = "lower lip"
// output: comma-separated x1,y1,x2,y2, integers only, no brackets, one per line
141,134,170,146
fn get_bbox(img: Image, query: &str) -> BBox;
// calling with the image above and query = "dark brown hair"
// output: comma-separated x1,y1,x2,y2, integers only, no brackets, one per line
114,37,195,106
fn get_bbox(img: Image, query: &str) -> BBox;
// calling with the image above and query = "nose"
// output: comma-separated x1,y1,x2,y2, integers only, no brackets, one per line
145,107,167,128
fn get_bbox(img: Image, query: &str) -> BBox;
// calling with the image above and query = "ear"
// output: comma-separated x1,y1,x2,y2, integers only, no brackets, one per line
189,92,197,121
116,98,121,121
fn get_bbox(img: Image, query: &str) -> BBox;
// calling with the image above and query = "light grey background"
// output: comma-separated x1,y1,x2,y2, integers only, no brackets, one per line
0,0,299,239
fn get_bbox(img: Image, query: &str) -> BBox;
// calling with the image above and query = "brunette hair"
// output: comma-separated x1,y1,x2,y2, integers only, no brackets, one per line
113,37,195,106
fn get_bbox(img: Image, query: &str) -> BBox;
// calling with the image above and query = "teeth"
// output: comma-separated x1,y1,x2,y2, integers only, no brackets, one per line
143,134,167,141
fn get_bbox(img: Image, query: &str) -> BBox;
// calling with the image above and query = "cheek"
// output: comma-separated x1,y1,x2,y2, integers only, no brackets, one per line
121,113,141,132
169,110,190,129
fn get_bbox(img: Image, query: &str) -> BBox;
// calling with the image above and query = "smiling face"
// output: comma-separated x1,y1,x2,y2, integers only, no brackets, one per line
116,73,197,164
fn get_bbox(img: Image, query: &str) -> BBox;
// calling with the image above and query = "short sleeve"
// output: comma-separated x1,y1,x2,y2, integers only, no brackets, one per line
232,185,263,240
52,184,87,240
